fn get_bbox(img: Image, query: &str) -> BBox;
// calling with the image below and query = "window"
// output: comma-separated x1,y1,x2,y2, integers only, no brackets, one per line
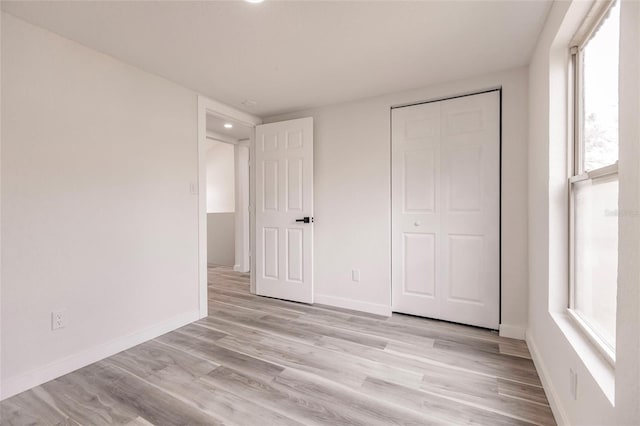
569,0,620,362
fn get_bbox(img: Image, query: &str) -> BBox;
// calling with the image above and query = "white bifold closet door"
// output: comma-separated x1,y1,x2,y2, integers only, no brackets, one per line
391,91,500,329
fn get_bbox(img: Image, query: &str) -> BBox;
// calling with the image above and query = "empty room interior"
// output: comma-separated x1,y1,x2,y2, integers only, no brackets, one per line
0,0,639,425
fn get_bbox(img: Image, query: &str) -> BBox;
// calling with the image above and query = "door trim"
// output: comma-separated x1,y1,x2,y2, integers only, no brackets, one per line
390,87,503,329
197,95,262,319
391,87,502,110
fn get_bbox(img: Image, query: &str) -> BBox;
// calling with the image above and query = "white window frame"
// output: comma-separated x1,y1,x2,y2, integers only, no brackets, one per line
568,0,619,366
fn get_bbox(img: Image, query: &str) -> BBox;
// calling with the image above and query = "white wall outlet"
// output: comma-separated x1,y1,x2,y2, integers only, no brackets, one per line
352,269,361,282
189,182,197,195
569,368,578,400
51,310,67,330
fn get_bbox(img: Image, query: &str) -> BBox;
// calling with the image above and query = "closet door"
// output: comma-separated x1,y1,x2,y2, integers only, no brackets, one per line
391,91,500,329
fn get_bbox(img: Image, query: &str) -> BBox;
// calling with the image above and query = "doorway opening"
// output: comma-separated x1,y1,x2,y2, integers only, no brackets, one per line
197,96,262,318
197,96,315,313
204,114,250,271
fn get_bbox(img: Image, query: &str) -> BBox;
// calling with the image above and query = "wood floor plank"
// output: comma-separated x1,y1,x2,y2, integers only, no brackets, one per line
361,376,536,426
261,314,389,349
273,367,441,426
499,341,533,359
213,333,370,388
77,362,223,425
497,378,551,406
314,336,552,424
0,266,555,425
210,293,303,319
0,388,72,426
419,367,555,425
215,329,427,391
208,300,390,350
108,339,219,380
157,327,286,382
169,373,304,426
202,366,369,426
122,416,154,426
347,315,520,360
115,358,303,426
293,307,439,349
34,370,141,425
388,312,508,344
206,304,324,343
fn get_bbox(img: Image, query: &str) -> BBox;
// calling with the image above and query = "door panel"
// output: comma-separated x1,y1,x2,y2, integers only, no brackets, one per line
392,91,499,329
448,234,484,303
263,228,279,279
392,102,441,316
403,233,436,297
448,146,482,211
255,118,313,304
287,158,304,211
263,160,279,211
404,150,436,212
287,228,304,282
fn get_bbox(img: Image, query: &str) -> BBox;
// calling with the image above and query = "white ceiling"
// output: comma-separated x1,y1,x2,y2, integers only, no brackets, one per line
1,1,551,117
206,113,252,140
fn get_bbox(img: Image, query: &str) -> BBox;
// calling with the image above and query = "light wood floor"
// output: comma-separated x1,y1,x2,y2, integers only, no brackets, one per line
1,266,555,425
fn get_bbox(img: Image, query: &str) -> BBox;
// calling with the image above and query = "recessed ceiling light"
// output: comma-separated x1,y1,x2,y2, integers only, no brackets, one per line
224,123,233,129
245,0,264,3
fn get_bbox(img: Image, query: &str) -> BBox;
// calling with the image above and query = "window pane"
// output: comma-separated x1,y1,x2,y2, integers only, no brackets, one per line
582,1,620,172
573,176,618,349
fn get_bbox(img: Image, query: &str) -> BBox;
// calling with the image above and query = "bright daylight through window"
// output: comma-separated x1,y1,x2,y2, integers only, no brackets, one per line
570,0,620,360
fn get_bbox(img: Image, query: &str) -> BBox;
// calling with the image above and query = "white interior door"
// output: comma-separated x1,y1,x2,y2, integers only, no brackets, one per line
255,117,314,303
391,91,500,329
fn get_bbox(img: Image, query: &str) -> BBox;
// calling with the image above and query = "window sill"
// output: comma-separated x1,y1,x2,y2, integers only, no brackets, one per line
550,311,615,405
566,308,616,365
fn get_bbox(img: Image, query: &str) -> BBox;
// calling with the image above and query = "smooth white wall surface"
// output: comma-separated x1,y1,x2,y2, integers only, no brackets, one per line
527,1,640,424
0,9,3,390
1,13,199,398
206,141,235,213
266,67,529,332
207,213,235,266
616,2,640,422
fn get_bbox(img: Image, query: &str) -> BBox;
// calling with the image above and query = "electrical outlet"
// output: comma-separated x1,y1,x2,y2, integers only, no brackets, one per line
189,182,197,195
52,310,67,331
569,368,578,400
352,269,361,282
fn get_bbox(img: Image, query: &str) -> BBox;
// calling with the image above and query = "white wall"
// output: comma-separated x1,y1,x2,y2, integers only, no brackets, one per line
615,2,640,422
0,8,4,392
1,13,200,399
207,212,235,266
266,67,529,333
206,141,235,213
527,1,640,424
205,140,235,267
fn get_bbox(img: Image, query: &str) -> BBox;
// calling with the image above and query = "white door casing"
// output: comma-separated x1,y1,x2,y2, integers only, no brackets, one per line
255,118,314,303
391,91,500,329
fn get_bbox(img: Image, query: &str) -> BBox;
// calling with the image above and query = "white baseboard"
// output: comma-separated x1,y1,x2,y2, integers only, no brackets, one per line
499,323,526,340
233,264,241,272
314,294,391,316
0,310,200,401
526,331,570,426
